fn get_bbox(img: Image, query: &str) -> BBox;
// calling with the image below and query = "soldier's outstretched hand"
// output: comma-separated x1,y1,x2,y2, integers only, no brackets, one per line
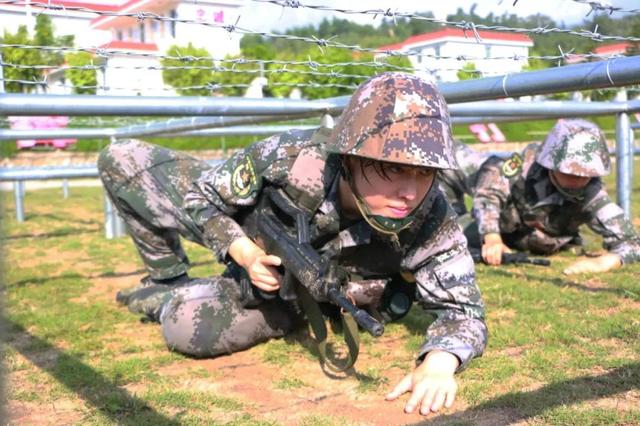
482,233,512,265
563,253,622,275
228,236,282,292
385,350,459,416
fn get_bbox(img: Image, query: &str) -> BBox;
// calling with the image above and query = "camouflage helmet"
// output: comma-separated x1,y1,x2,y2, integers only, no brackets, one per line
536,119,610,177
327,72,457,169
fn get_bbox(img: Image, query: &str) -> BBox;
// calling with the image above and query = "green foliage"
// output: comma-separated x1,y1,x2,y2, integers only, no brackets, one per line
457,62,478,81
64,51,97,95
1,26,42,93
0,16,73,93
161,43,215,96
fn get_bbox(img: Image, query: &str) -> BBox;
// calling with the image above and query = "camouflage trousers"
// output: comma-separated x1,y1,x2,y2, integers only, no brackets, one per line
97,139,295,357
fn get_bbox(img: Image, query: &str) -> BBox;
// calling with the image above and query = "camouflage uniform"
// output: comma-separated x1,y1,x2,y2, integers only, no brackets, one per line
438,141,490,215
470,119,640,262
98,72,488,369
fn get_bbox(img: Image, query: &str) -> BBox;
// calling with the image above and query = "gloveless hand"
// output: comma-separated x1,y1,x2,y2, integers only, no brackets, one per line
481,232,512,265
385,350,460,415
228,236,282,292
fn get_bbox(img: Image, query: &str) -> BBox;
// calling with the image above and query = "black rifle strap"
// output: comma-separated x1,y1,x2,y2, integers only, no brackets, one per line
297,284,359,373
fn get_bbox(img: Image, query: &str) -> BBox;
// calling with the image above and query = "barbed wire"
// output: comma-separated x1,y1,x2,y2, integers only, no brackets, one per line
0,77,360,92
0,58,487,77
0,41,630,67
250,0,640,42
569,0,640,15
1,0,640,63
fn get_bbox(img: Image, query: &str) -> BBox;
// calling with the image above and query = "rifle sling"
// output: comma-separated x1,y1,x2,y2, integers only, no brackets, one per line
297,284,359,373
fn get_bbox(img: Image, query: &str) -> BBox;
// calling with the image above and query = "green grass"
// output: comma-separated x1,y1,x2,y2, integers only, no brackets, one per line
2,159,639,424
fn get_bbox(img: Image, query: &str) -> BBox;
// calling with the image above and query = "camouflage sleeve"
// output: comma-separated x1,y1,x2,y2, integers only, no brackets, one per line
472,156,511,236
403,214,488,371
584,186,640,264
183,134,288,262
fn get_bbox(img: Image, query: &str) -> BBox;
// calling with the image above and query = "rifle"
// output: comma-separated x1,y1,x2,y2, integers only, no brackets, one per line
469,249,551,266
251,186,384,338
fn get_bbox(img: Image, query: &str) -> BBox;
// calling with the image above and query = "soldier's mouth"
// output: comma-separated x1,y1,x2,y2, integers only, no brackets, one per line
387,206,411,218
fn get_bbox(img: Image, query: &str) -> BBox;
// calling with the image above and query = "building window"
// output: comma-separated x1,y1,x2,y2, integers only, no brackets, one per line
128,28,134,40
434,45,441,57
151,20,159,34
139,22,145,43
116,30,123,41
485,45,491,58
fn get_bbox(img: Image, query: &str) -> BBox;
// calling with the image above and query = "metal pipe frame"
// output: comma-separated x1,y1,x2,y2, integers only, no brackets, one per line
2,99,639,142
2,56,640,118
616,112,632,218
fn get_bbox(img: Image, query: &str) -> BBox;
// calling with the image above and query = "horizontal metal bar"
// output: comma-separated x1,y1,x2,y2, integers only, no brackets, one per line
0,160,223,182
449,100,640,116
0,94,338,117
440,55,640,103
2,149,638,183
2,56,640,117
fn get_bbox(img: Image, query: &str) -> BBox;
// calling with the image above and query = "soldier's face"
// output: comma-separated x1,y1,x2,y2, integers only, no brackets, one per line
346,158,435,219
550,170,590,189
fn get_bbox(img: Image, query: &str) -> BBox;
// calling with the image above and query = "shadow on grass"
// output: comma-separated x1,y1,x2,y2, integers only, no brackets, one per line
7,260,217,288
490,268,640,300
415,362,640,425
5,318,180,425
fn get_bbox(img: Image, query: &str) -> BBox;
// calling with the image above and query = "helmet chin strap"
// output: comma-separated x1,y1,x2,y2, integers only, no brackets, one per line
341,159,418,235
549,171,587,201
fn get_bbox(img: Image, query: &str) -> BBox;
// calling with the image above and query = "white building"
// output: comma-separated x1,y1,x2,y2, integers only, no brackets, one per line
377,28,534,82
1,0,244,95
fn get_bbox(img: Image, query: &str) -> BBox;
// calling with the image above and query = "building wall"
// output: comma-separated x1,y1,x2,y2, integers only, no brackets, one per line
0,6,110,47
402,39,531,83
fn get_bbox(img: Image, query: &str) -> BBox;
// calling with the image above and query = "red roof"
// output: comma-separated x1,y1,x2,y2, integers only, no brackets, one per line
2,0,121,12
99,40,158,51
378,27,533,51
91,0,154,27
594,42,632,55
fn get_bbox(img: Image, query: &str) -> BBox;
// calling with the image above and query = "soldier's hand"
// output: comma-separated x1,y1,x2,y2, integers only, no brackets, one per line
385,350,459,416
482,233,511,265
563,253,622,275
228,236,282,292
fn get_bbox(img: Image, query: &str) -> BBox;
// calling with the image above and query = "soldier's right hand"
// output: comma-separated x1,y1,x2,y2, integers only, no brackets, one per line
481,233,511,265
229,236,282,292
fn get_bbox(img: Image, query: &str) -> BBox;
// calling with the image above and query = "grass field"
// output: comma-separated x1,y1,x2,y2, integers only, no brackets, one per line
2,160,640,425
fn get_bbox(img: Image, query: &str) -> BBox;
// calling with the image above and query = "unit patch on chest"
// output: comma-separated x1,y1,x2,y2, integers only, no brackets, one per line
231,156,258,198
502,153,523,177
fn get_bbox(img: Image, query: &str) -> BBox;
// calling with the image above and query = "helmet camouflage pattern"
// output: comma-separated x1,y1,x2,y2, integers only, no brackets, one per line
537,119,610,177
327,72,457,169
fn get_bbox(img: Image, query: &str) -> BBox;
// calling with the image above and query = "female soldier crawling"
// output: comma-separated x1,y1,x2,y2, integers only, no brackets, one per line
98,72,487,416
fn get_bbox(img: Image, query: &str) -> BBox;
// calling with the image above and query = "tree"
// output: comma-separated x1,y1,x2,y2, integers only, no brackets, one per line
457,62,478,81
0,26,42,93
161,44,215,96
65,51,97,94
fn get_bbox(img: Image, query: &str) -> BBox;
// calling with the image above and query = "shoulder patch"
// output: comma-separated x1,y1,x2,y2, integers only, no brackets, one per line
231,155,258,198
502,153,523,177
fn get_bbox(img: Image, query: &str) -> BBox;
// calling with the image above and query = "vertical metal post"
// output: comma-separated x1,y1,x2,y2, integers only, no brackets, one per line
62,179,69,199
615,112,631,218
0,52,5,93
14,181,25,222
321,113,335,129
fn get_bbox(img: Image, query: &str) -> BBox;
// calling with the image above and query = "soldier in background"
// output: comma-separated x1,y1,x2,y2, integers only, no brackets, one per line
98,72,487,416
438,140,490,216
469,118,640,273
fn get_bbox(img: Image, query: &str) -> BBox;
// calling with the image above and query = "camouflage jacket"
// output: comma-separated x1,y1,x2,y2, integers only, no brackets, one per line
439,141,490,215
183,127,487,370
472,144,640,263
